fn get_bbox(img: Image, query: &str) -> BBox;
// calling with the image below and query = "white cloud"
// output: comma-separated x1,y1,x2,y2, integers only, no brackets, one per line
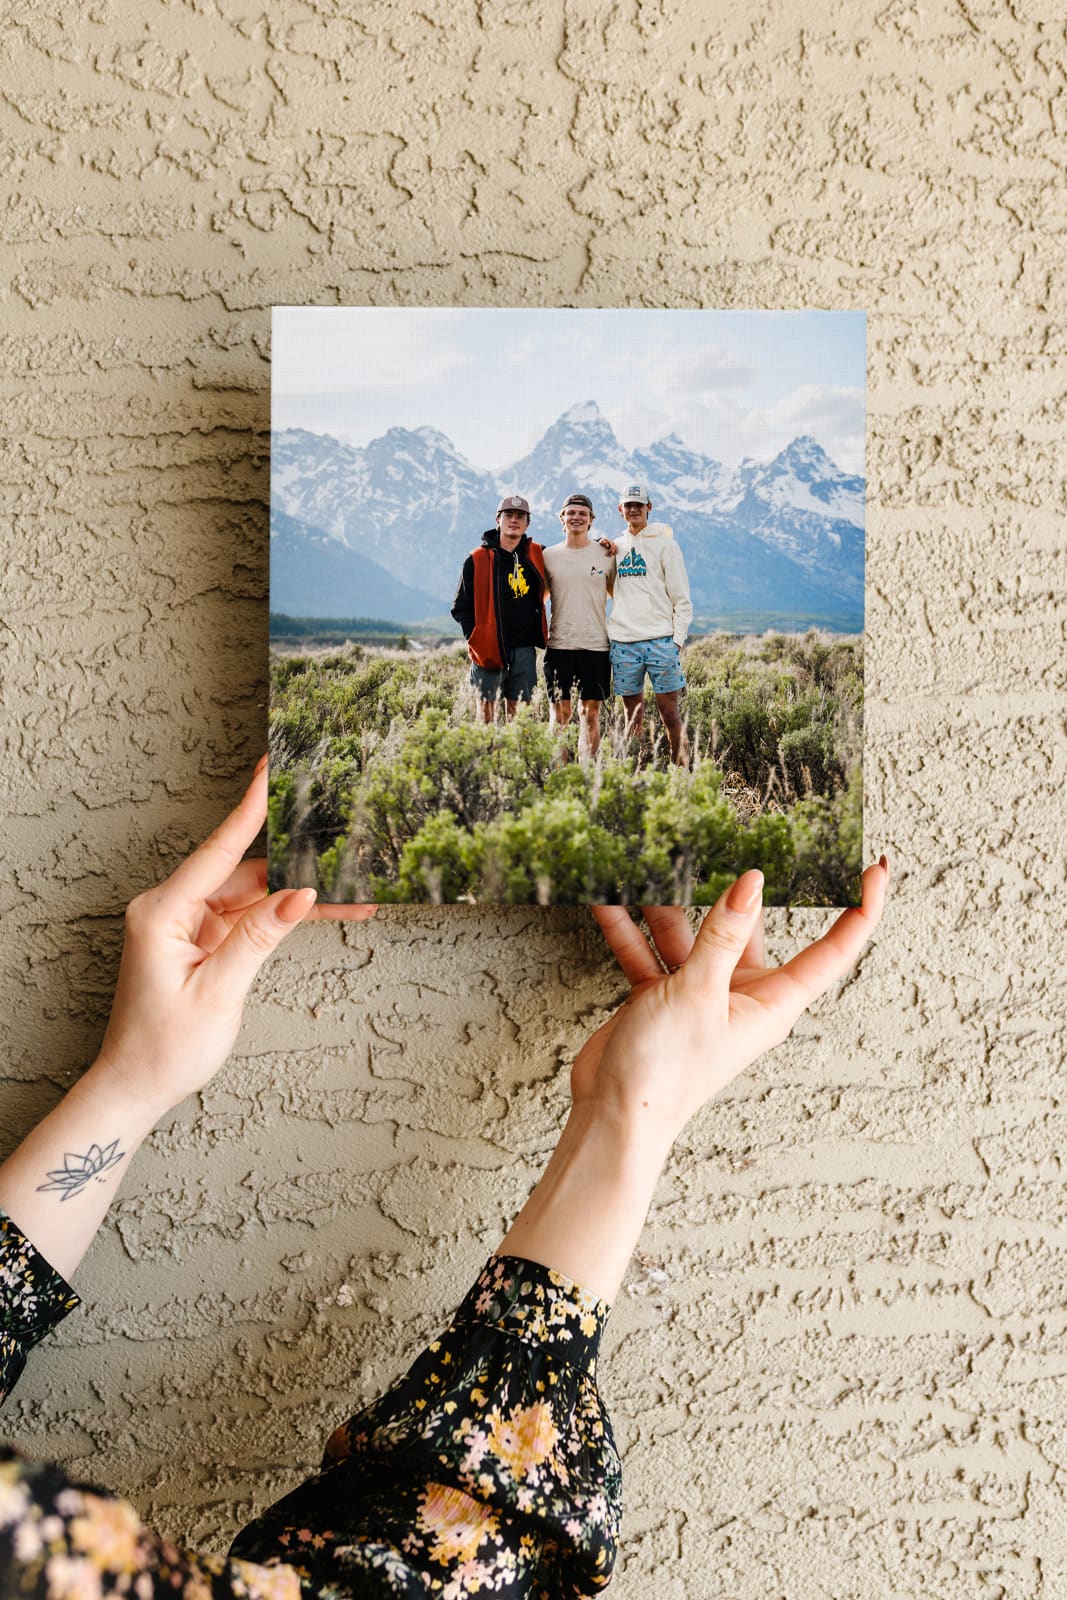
271,307,470,396
735,385,866,472
608,384,865,474
653,347,756,394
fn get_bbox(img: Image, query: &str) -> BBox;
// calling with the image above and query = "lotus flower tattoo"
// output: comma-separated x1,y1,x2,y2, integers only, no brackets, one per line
37,1140,126,1201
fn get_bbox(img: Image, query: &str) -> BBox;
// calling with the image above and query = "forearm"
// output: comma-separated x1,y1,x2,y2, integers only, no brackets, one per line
0,1059,162,1281
498,1105,673,1303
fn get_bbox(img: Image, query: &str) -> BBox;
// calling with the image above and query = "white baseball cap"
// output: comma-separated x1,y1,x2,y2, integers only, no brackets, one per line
620,482,651,504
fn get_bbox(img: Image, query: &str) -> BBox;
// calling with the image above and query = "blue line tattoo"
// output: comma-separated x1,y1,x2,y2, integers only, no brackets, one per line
37,1140,127,1201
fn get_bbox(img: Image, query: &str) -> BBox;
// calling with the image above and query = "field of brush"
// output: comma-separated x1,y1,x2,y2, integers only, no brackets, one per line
268,631,863,906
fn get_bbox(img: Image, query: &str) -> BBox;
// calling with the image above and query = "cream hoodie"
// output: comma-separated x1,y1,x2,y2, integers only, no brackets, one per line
607,522,692,648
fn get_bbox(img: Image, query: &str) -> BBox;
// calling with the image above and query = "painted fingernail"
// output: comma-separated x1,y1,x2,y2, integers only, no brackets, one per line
274,887,316,923
727,870,763,914
879,854,890,876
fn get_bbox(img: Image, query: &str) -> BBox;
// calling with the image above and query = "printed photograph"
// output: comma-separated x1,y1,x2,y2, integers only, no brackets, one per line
268,307,866,906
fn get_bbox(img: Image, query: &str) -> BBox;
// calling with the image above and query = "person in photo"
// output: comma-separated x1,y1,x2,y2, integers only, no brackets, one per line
607,480,693,766
451,495,549,723
542,493,616,760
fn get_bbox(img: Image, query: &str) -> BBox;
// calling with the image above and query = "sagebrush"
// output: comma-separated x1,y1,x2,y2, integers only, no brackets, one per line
268,631,863,906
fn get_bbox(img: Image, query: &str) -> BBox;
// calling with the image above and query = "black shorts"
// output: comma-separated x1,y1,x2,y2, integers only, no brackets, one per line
543,648,612,703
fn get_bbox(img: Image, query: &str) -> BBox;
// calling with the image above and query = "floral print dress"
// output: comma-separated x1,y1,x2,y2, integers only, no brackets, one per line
0,1210,621,1598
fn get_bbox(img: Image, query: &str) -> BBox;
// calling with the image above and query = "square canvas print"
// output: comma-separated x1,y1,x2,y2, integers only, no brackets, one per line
268,307,865,907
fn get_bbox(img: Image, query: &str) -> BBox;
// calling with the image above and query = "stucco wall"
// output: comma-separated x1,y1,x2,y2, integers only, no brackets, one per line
2,1,1064,1595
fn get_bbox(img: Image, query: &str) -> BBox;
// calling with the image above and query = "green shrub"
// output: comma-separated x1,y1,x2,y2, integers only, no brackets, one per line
478,795,630,904
268,634,865,905
787,763,864,905
388,811,483,903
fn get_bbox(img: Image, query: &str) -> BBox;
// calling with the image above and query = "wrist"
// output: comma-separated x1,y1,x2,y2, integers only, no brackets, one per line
498,1101,674,1303
563,1098,675,1178
82,1050,178,1134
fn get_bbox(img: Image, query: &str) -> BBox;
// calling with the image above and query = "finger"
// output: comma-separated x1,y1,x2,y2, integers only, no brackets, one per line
750,861,888,1026
738,907,766,971
591,906,662,986
201,886,317,997
163,766,268,910
204,858,269,915
686,870,765,987
308,903,378,922
640,906,695,973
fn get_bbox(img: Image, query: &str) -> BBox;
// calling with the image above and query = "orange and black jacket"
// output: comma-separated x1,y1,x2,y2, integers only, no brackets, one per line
451,529,549,670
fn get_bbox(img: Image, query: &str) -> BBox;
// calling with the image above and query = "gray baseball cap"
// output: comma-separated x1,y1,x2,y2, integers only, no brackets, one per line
496,494,530,516
620,482,651,504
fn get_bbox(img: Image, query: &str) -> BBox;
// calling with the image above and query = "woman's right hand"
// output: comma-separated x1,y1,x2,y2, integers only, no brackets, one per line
576,862,889,1152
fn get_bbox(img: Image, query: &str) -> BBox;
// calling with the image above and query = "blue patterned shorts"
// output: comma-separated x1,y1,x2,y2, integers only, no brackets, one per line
609,636,686,696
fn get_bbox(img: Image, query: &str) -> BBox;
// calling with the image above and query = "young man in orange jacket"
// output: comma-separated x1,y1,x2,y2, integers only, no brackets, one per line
451,495,549,722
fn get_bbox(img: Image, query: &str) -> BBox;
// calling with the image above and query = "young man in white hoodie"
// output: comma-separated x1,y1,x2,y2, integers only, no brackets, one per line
607,481,693,765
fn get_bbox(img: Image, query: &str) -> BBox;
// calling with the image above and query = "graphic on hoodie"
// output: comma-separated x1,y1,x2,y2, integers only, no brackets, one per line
617,549,648,579
508,562,531,598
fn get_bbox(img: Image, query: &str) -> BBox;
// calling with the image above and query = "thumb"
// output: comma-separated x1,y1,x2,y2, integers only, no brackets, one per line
688,870,764,987
205,887,317,997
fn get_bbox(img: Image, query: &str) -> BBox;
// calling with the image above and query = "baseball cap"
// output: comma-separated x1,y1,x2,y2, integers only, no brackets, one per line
620,482,651,504
496,494,530,516
561,493,594,511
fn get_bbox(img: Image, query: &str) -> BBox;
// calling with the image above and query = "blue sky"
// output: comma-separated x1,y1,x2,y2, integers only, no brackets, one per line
272,307,866,474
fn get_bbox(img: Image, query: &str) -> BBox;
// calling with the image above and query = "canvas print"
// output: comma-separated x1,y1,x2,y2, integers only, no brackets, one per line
268,307,865,906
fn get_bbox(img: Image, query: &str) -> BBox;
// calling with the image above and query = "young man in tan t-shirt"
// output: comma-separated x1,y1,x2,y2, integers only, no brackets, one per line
542,492,616,759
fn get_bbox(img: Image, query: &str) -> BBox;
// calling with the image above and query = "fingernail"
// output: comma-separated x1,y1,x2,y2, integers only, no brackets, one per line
727,869,763,914
274,887,316,923
254,754,268,776
879,854,890,877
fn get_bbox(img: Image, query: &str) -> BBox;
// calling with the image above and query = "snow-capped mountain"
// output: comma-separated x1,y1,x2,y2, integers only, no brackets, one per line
270,403,865,630
720,436,865,606
631,433,731,510
271,426,499,610
501,402,634,519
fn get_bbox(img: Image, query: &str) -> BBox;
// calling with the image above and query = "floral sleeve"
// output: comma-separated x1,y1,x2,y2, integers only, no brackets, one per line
0,1210,80,1406
230,1255,622,1597
0,1216,314,1600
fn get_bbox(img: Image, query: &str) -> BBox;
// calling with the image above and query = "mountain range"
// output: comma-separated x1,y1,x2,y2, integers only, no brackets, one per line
270,402,865,632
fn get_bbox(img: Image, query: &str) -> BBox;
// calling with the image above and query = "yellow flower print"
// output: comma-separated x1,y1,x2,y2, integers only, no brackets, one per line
69,1494,143,1570
417,1481,498,1566
230,1559,303,1600
486,1400,559,1478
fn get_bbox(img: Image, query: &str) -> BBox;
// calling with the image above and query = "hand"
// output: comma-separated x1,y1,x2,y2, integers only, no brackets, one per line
577,862,889,1150
599,537,619,556
95,758,376,1122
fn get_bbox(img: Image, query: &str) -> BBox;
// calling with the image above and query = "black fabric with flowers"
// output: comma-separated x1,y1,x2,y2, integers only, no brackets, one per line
1,1208,621,1599
231,1254,621,1596
0,1209,80,1402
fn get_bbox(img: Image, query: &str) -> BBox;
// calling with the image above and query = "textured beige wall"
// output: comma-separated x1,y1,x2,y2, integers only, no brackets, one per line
2,1,1064,1595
